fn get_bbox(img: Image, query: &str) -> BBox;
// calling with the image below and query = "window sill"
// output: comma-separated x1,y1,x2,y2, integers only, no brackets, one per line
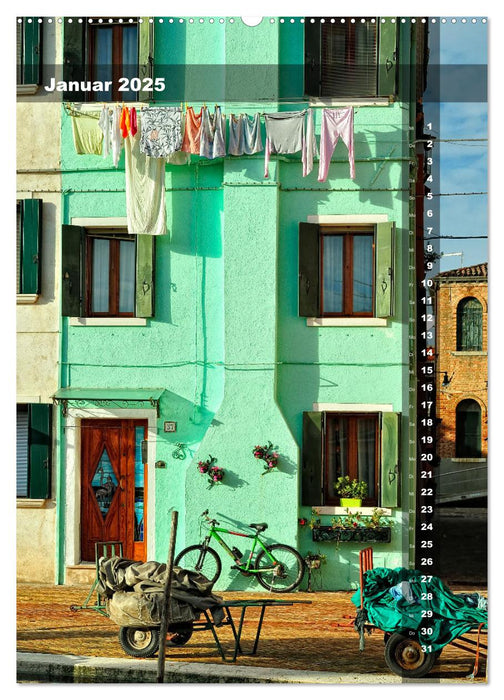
307,317,388,327
451,351,487,356
314,507,392,516
17,294,40,305
308,97,392,107
69,317,147,327
17,84,39,95
452,458,487,463
16,499,49,509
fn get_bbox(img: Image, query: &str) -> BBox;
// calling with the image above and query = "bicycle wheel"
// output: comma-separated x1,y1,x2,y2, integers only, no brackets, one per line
174,545,222,585
255,544,305,593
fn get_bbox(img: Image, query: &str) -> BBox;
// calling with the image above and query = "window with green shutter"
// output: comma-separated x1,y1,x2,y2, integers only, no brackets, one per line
16,403,52,500
63,17,152,102
17,17,42,86
304,17,397,98
456,297,483,351
62,226,155,318
301,410,400,507
298,221,394,318
17,199,42,296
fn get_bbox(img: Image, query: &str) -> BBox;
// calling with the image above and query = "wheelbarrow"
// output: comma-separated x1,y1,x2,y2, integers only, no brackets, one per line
352,548,488,679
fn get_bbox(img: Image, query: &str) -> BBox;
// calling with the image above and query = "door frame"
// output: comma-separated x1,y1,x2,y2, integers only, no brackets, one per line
63,406,157,568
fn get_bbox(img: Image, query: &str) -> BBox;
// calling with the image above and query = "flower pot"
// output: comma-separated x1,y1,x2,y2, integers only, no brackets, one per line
340,498,362,508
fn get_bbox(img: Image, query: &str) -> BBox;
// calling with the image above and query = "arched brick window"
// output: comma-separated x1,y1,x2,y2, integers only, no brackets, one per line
456,297,483,351
456,399,481,458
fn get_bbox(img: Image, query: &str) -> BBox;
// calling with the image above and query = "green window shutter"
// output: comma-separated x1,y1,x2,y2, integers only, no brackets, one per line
21,199,42,295
136,235,155,318
138,17,153,102
28,404,52,499
304,19,321,97
301,412,324,506
378,18,398,97
62,225,84,317
63,19,87,102
380,412,400,507
299,222,320,317
375,221,394,318
23,18,42,85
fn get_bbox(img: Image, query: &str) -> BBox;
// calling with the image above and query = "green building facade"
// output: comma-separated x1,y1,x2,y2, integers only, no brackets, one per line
50,16,427,589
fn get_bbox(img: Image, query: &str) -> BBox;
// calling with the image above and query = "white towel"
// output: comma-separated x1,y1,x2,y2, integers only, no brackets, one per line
124,132,166,236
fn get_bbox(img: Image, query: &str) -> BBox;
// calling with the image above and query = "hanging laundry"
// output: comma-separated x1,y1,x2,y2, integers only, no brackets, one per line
318,107,355,182
130,107,138,137
70,110,103,155
181,106,202,155
302,109,318,177
98,105,111,158
120,106,131,138
200,106,226,159
124,131,166,236
264,110,306,178
140,106,183,158
111,105,123,167
228,113,263,156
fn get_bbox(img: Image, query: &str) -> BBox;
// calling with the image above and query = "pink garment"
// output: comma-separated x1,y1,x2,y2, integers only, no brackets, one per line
317,107,355,182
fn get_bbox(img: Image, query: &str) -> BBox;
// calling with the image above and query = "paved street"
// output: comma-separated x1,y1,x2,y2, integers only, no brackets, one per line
17,583,487,683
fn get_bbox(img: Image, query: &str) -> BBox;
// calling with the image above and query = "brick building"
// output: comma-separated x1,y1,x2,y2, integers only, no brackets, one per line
433,263,488,503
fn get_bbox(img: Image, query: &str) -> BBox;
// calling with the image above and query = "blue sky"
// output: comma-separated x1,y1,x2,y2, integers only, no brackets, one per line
425,20,488,271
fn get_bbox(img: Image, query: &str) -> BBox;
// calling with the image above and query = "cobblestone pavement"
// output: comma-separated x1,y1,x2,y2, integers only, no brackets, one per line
16,584,487,682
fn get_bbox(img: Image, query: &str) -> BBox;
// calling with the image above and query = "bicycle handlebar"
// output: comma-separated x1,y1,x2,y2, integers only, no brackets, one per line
201,509,219,526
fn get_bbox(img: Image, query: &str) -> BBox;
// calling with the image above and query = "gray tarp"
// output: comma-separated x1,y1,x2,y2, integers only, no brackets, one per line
98,557,225,628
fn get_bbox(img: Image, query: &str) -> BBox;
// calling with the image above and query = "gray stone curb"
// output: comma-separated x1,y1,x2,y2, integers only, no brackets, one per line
17,652,404,684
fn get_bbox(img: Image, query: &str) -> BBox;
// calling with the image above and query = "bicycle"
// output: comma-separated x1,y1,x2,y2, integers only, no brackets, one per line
174,510,306,593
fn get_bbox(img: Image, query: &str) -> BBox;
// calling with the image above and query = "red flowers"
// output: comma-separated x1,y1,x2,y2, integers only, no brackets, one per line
197,455,225,487
253,441,279,474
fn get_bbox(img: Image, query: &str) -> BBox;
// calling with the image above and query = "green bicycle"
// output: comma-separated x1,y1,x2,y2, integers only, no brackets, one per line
174,510,306,593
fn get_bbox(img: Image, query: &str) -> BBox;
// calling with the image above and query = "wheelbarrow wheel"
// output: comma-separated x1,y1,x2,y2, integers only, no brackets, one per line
119,626,160,658
384,632,436,678
167,622,194,646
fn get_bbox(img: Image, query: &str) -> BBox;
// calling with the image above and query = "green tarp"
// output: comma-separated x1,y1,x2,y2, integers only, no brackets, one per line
352,567,487,651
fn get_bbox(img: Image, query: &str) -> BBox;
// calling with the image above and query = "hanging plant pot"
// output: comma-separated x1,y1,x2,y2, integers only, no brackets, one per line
340,498,362,508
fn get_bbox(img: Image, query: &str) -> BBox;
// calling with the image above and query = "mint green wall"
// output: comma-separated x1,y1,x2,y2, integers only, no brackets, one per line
59,17,416,590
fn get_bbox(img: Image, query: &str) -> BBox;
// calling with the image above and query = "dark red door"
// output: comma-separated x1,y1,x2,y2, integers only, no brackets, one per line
80,419,147,562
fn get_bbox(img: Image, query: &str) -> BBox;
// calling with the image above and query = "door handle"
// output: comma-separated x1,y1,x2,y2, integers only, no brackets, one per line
119,477,126,491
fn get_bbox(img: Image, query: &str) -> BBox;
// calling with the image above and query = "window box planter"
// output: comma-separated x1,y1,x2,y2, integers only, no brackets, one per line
312,526,392,544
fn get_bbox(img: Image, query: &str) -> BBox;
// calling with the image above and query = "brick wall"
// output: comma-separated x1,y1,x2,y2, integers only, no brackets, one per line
434,279,488,459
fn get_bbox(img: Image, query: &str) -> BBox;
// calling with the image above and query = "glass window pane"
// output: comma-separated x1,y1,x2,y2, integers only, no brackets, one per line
91,447,118,519
119,240,135,313
92,239,110,313
323,236,343,312
134,426,145,542
353,235,373,313
356,417,376,498
327,416,348,498
121,26,138,101
94,27,113,101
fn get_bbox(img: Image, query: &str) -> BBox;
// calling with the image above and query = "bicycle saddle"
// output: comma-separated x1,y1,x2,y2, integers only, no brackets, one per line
249,522,268,532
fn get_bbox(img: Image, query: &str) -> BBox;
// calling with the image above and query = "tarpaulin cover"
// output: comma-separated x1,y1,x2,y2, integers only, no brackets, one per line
98,557,224,628
352,567,488,651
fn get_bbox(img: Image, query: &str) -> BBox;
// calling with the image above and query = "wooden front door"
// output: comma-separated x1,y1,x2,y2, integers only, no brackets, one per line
81,419,147,562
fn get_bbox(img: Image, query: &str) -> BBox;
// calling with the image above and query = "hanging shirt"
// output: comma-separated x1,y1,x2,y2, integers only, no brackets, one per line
98,105,111,158
318,107,355,182
120,106,131,138
264,110,306,177
181,107,202,155
228,112,263,156
200,106,226,159
130,107,138,137
140,106,183,158
111,105,123,167
70,110,103,155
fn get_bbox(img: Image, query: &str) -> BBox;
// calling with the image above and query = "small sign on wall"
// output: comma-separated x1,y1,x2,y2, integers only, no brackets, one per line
164,421,177,433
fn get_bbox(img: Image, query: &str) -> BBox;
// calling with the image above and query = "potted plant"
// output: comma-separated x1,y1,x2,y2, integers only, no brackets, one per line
334,476,368,507
304,552,327,570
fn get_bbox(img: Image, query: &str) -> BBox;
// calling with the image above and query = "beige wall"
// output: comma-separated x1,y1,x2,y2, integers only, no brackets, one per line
16,20,61,583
